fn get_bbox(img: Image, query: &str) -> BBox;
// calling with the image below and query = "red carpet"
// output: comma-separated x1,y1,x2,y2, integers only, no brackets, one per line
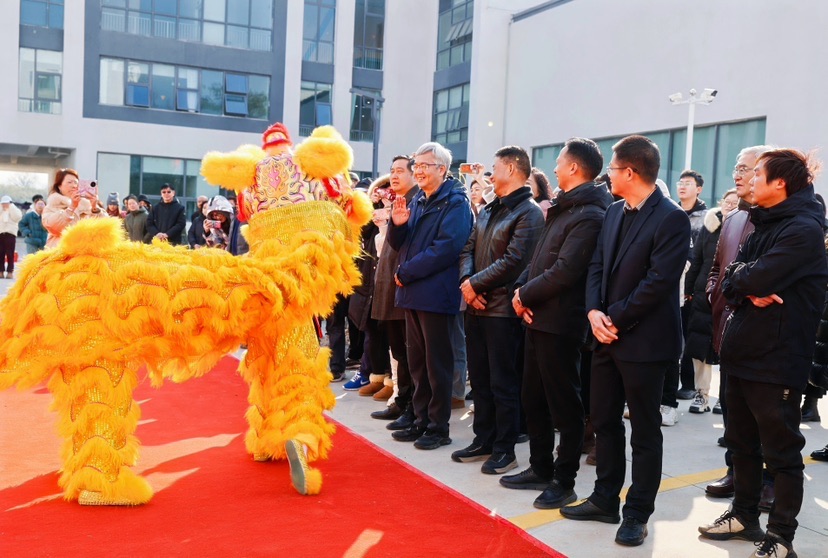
0,357,561,557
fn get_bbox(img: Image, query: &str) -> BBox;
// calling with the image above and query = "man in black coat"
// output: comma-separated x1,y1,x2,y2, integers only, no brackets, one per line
452,146,543,475
501,138,612,509
560,135,690,547
698,149,828,558
146,183,186,245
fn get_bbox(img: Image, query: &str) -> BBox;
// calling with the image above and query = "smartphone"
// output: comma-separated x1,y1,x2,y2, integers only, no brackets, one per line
459,163,474,174
78,180,98,197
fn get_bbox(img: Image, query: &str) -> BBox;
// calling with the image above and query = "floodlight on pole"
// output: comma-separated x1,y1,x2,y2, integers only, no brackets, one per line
669,88,717,170
350,88,386,179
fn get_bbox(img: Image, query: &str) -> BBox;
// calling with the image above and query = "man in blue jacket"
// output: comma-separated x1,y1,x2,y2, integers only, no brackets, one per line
698,149,828,558
387,142,474,450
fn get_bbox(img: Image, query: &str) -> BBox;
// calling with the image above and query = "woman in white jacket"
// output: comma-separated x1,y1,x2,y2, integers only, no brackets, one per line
0,195,23,278
42,169,103,249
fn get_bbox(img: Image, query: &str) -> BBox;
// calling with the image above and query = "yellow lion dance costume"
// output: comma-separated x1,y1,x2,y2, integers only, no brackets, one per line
0,123,371,504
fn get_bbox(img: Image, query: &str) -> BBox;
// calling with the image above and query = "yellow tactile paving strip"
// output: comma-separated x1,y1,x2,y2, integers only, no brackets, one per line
508,458,821,530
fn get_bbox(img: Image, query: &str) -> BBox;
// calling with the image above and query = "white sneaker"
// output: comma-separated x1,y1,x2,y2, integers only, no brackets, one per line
752,531,795,557
698,510,764,541
660,405,678,426
689,391,711,413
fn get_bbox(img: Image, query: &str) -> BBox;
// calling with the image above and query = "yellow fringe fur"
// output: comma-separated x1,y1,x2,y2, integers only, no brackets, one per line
0,196,368,503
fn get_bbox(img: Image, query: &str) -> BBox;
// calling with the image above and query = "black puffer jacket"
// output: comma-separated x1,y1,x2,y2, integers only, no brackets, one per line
459,186,543,318
515,181,612,340
810,238,828,391
146,199,186,245
348,219,380,331
721,187,828,390
684,208,723,363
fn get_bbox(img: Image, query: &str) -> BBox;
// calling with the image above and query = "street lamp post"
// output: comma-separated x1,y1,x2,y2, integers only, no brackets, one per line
668,88,718,169
350,87,385,178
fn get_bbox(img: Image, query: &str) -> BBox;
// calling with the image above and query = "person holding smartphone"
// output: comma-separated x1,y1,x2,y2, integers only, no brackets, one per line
42,168,103,248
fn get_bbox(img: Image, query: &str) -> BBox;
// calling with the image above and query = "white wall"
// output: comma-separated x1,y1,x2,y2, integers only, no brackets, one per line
504,0,828,157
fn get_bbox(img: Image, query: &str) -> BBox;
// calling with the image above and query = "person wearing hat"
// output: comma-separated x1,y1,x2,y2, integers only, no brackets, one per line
145,183,186,245
203,195,234,249
105,192,124,218
137,194,152,212
0,195,23,279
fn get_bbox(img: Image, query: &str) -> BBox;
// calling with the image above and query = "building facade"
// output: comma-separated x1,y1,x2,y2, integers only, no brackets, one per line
3,0,827,213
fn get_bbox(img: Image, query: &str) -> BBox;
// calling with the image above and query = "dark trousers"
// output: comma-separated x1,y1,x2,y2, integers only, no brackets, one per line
580,346,593,413
366,317,392,376
348,316,364,361
465,314,522,454
726,375,804,543
660,358,679,408
405,309,456,435
679,304,695,391
0,233,15,274
326,296,349,374
720,368,733,469
590,348,668,522
382,319,412,410
523,329,584,488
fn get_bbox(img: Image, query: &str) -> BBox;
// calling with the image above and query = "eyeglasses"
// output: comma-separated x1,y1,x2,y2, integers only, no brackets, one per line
160,190,173,194
732,166,752,177
721,199,739,207
606,166,638,174
676,181,697,188
412,163,442,172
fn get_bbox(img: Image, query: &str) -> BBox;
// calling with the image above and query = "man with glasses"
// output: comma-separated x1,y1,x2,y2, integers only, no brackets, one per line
387,142,474,450
705,145,775,508
146,183,186,245
560,135,690,547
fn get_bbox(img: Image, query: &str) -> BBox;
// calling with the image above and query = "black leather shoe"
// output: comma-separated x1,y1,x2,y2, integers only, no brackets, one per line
500,467,553,490
811,445,828,461
371,404,402,421
801,398,821,422
615,517,648,546
413,430,451,450
533,480,577,509
759,483,775,512
391,424,425,442
451,443,492,463
717,436,726,448
560,499,620,524
516,433,529,444
705,473,734,498
386,407,415,431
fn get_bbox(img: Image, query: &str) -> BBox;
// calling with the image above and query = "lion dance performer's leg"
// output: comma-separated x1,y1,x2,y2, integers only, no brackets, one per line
241,322,336,495
48,356,152,505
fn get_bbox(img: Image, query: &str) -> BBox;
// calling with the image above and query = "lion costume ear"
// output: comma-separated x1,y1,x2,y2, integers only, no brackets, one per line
294,126,353,181
200,144,267,193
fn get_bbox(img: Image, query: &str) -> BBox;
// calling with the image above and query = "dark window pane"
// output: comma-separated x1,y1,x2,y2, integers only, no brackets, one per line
248,75,269,119
364,14,383,49
225,74,247,94
225,94,248,116
200,70,224,115
316,102,332,126
151,65,175,110
227,0,249,25
126,84,150,107
35,73,61,100
49,5,65,29
21,2,48,27
154,0,176,16
177,89,198,111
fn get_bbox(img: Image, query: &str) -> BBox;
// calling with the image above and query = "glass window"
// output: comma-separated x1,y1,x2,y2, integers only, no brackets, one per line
248,75,269,119
99,58,125,105
226,25,249,48
151,63,175,110
303,0,336,63
432,83,469,145
227,0,250,25
101,7,127,31
204,0,226,21
19,47,62,114
350,92,376,142
203,22,225,44
353,0,385,70
200,70,224,115
154,0,176,16
225,94,248,116
300,81,332,136
225,74,247,94
436,0,473,70
250,0,272,29
179,0,200,18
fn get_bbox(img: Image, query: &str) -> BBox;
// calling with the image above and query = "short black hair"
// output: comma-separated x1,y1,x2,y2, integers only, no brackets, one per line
679,169,704,189
32,194,44,203
494,145,531,180
161,183,174,191
612,135,661,183
392,155,414,172
564,137,604,180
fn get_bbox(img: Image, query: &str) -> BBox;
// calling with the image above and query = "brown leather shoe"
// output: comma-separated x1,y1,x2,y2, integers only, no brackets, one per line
359,382,385,396
373,385,393,401
759,483,775,512
451,397,465,409
705,473,735,498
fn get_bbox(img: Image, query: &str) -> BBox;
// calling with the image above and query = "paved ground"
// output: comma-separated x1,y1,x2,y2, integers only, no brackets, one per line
2,242,827,557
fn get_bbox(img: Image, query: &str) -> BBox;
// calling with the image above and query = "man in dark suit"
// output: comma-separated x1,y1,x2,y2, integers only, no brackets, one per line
560,135,690,547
